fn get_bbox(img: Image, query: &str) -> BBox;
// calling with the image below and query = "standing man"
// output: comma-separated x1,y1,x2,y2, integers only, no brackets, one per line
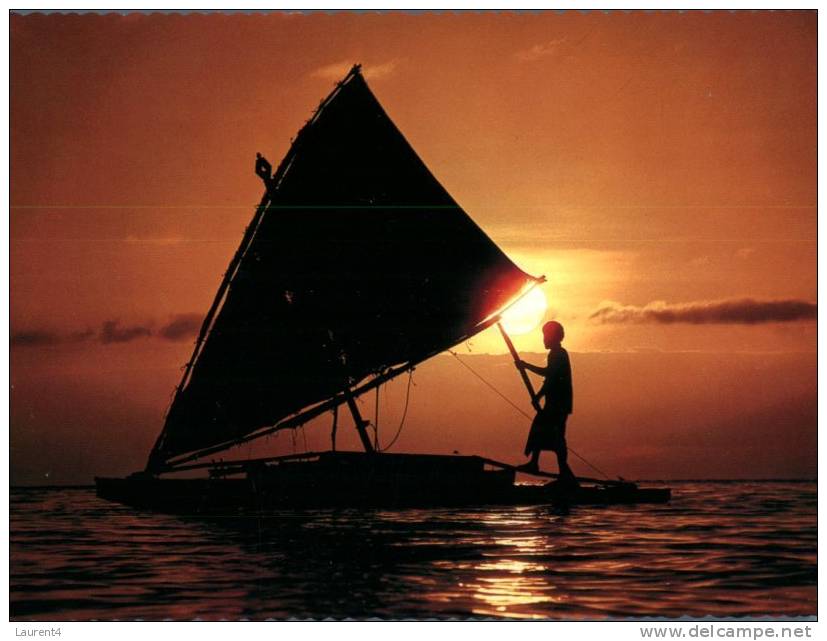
518,321,577,485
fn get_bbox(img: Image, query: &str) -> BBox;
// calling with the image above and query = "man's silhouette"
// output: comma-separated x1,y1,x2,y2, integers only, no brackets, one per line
518,321,578,485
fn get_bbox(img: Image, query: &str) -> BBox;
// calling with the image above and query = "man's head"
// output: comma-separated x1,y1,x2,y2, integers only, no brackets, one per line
542,321,565,349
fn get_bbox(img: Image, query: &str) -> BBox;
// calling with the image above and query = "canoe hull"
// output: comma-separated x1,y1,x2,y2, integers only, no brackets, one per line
95,451,671,514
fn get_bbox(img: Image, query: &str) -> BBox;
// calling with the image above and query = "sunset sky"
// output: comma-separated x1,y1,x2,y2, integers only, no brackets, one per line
10,11,816,484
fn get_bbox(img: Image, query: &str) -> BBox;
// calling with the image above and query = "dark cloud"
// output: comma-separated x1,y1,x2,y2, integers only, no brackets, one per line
158,314,202,341
99,320,153,344
590,298,817,325
11,330,62,347
11,329,94,347
11,330,60,347
12,314,203,348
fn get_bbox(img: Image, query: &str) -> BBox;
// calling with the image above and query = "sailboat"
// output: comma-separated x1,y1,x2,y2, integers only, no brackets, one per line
95,65,670,512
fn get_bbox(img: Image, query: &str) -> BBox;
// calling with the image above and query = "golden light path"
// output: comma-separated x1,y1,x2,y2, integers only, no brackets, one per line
500,286,548,336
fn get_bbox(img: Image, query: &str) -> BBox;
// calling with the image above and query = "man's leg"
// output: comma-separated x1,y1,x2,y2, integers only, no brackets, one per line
518,449,540,473
555,419,578,485
555,446,577,484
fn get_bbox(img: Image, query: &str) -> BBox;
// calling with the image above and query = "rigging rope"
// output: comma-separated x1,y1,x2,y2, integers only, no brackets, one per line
448,349,614,480
379,369,415,453
449,349,531,419
374,385,380,450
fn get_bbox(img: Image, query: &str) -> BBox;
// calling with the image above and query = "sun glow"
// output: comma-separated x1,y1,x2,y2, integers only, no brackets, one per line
500,287,548,335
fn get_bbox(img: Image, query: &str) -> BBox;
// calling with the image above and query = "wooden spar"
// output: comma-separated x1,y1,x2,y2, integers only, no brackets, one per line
497,322,541,412
330,405,338,451
158,363,409,470
160,451,326,475
157,314,506,472
346,392,375,454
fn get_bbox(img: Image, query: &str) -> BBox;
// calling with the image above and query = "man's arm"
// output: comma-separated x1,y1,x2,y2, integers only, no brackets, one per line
518,360,548,376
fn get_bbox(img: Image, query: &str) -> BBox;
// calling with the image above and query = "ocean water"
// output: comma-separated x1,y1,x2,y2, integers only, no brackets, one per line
10,481,816,620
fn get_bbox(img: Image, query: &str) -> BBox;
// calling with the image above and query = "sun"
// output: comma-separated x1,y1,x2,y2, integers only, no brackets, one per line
500,287,548,335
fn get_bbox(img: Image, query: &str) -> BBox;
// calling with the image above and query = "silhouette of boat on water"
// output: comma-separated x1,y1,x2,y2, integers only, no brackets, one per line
95,65,670,512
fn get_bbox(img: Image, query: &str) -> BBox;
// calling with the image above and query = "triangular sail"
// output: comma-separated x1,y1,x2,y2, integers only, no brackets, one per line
149,67,536,468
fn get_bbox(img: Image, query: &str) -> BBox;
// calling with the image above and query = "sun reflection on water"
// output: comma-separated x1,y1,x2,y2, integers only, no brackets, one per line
469,559,560,619
458,519,565,618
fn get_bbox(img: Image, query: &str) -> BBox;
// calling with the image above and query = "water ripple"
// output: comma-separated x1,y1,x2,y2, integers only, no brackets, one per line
10,482,816,620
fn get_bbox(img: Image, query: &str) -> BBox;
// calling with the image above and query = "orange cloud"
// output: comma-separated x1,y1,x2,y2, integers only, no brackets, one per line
514,37,567,62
